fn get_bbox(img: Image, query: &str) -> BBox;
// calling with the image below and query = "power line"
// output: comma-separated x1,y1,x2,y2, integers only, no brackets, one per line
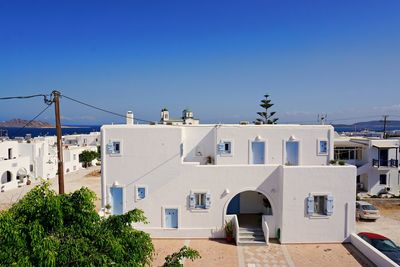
61,94,155,124
12,103,54,137
0,94,53,105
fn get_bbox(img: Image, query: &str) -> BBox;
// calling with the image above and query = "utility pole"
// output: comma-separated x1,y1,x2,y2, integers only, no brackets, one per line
53,90,65,194
383,115,388,139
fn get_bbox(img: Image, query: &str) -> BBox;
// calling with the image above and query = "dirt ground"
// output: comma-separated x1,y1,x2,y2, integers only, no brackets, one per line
356,198,400,244
152,239,374,267
0,166,102,211
286,243,374,267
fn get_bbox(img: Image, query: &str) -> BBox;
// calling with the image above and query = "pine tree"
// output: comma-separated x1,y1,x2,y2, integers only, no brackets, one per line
255,94,278,124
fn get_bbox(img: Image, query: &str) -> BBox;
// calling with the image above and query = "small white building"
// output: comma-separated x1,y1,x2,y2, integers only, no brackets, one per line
0,139,31,192
63,132,101,147
334,135,400,196
160,108,199,125
101,121,356,244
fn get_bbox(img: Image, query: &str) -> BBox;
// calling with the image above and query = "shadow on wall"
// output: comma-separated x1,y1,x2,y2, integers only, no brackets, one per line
256,166,282,213
184,128,215,165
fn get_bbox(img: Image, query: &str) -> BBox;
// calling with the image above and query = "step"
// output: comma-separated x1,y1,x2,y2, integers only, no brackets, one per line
237,240,267,246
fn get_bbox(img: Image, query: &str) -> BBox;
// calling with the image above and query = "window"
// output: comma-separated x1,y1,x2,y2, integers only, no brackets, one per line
307,194,333,216
379,174,387,185
136,186,147,201
73,154,76,160
318,140,328,155
106,141,121,155
30,164,34,172
189,191,211,209
334,147,362,160
217,141,232,156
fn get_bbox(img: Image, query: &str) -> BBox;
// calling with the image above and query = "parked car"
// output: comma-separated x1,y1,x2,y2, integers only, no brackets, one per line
358,232,400,265
356,201,380,221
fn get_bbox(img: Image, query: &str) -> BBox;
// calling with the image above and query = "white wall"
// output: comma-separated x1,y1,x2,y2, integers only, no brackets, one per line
280,165,356,243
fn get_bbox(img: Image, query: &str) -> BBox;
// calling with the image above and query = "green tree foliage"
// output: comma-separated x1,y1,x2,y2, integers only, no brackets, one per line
163,246,201,267
255,94,278,124
79,150,99,167
0,182,154,266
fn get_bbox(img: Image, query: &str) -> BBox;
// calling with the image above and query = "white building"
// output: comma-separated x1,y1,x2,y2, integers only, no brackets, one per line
1,134,99,192
101,122,356,244
63,132,100,147
334,134,400,196
160,108,199,125
0,139,31,192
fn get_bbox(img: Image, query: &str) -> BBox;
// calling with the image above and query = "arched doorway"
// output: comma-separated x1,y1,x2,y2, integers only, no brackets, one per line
17,168,28,183
1,171,12,184
226,190,273,228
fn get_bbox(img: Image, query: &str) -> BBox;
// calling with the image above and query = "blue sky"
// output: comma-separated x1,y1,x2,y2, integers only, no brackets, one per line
1,0,400,125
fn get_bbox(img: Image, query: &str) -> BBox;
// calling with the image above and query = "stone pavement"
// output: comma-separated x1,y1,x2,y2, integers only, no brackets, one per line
239,242,295,267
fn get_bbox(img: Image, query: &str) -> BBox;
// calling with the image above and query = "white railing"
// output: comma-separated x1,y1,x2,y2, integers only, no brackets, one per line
350,233,398,267
232,215,239,245
262,215,270,245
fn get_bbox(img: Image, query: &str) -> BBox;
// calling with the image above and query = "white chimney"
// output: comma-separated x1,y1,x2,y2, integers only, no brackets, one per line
126,111,134,125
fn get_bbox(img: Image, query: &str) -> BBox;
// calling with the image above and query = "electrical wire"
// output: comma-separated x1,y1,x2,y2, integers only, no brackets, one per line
0,94,53,105
61,94,155,124
12,103,54,137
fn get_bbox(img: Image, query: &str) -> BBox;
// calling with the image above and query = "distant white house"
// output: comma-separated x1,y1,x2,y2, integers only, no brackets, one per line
101,116,356,244
334,134,400,196
0,133,99,192
0,139,31,192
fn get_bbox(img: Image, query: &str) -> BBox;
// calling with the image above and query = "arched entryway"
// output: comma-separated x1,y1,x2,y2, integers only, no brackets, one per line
1,171,12,184
17,168,28,182
226,190,273,228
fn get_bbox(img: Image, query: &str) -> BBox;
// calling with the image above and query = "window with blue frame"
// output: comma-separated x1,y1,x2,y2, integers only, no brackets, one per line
307,194,333,216
189,192,211,209
217,141,232,155
318,140,328,155
136,186,147,201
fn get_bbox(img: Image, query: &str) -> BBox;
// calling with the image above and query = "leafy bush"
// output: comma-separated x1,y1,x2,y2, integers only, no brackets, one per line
0,182,154,266
163,246,201,267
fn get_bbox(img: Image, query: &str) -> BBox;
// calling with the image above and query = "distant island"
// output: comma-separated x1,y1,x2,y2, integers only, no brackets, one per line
0,119,54,128
333,120,400,130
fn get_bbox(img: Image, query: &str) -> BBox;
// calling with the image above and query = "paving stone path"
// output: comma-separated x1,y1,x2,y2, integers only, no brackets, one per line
239,243,295,267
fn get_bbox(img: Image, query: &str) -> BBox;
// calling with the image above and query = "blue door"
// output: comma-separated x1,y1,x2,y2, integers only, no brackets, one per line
252,142,265,164
111,187,123,215
227,193,240,214
165,209,178,228
286,141,299,165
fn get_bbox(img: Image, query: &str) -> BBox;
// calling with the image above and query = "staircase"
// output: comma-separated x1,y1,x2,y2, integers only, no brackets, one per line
237,227,266,245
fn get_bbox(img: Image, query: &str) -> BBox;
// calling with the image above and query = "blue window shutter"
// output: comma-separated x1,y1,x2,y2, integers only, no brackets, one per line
106,143,114,154
326,195,334,216
189,193,195,208
217,143,225,153
205,193,211,209
307,195,314,215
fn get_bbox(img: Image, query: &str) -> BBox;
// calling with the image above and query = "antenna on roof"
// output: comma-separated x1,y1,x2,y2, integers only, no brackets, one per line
318,114,328,125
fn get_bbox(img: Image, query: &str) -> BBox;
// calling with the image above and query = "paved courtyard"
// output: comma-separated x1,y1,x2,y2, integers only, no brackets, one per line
152,239,374,267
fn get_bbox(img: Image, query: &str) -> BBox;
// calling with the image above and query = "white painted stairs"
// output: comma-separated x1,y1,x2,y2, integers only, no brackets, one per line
237,227,266,245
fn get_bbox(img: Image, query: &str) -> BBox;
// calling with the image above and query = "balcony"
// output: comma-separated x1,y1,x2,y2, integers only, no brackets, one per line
372,159,399,168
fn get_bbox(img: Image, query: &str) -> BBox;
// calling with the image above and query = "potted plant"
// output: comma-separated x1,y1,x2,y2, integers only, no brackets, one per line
224,220,233,242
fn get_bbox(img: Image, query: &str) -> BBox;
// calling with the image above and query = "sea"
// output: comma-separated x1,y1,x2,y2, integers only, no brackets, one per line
0,125,101,139
1,125,400,139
